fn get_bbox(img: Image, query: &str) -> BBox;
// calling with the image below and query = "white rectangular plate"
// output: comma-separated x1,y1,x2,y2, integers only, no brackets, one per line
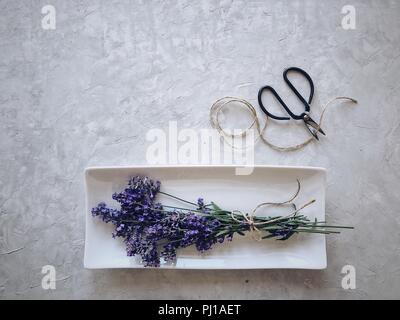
84,165,327,269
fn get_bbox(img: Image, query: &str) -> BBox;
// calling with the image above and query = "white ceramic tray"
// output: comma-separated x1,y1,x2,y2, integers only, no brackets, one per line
84,165,327,269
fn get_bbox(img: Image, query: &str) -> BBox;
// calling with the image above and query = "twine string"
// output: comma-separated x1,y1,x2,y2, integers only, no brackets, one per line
210,96,358,152
229,180,316,240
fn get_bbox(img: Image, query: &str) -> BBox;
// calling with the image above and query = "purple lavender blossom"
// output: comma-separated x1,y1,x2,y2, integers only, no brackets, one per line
197,198,204,208
91,176,227,267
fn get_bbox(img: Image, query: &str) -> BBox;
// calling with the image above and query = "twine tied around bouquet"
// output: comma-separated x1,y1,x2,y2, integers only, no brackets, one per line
210,96,358,152
230,180,315,240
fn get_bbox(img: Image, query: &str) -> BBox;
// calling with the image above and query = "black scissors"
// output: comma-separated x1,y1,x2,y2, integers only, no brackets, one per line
257,67,325,140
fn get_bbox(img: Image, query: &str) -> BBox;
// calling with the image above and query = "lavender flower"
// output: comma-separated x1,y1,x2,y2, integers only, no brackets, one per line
197,198,204,208
92,176,227,267
92,176,352,267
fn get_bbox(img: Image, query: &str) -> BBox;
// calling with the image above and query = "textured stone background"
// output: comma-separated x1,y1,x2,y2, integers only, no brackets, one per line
1,0,399,299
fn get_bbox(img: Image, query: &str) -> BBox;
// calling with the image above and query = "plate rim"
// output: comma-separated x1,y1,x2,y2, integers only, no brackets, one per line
84,165,327,270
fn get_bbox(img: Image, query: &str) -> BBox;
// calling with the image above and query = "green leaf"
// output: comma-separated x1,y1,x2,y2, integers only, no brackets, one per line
211,201,222,211
209,202,232,216
215,230,228,237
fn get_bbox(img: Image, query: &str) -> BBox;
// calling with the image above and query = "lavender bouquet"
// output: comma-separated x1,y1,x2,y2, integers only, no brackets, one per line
92,176,352,267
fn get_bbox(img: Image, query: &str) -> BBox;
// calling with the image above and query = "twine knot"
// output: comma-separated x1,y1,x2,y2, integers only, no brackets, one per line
229,180,316,241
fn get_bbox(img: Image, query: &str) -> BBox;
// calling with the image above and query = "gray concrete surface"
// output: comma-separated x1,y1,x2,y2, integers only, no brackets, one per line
1,0,399,299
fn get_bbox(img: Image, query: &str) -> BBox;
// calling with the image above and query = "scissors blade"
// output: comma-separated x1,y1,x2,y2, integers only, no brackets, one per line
303,115,325,140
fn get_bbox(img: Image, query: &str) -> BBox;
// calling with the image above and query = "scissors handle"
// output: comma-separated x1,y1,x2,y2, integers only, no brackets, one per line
258,67,314,120
283,67,314,114
257,85,291,120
